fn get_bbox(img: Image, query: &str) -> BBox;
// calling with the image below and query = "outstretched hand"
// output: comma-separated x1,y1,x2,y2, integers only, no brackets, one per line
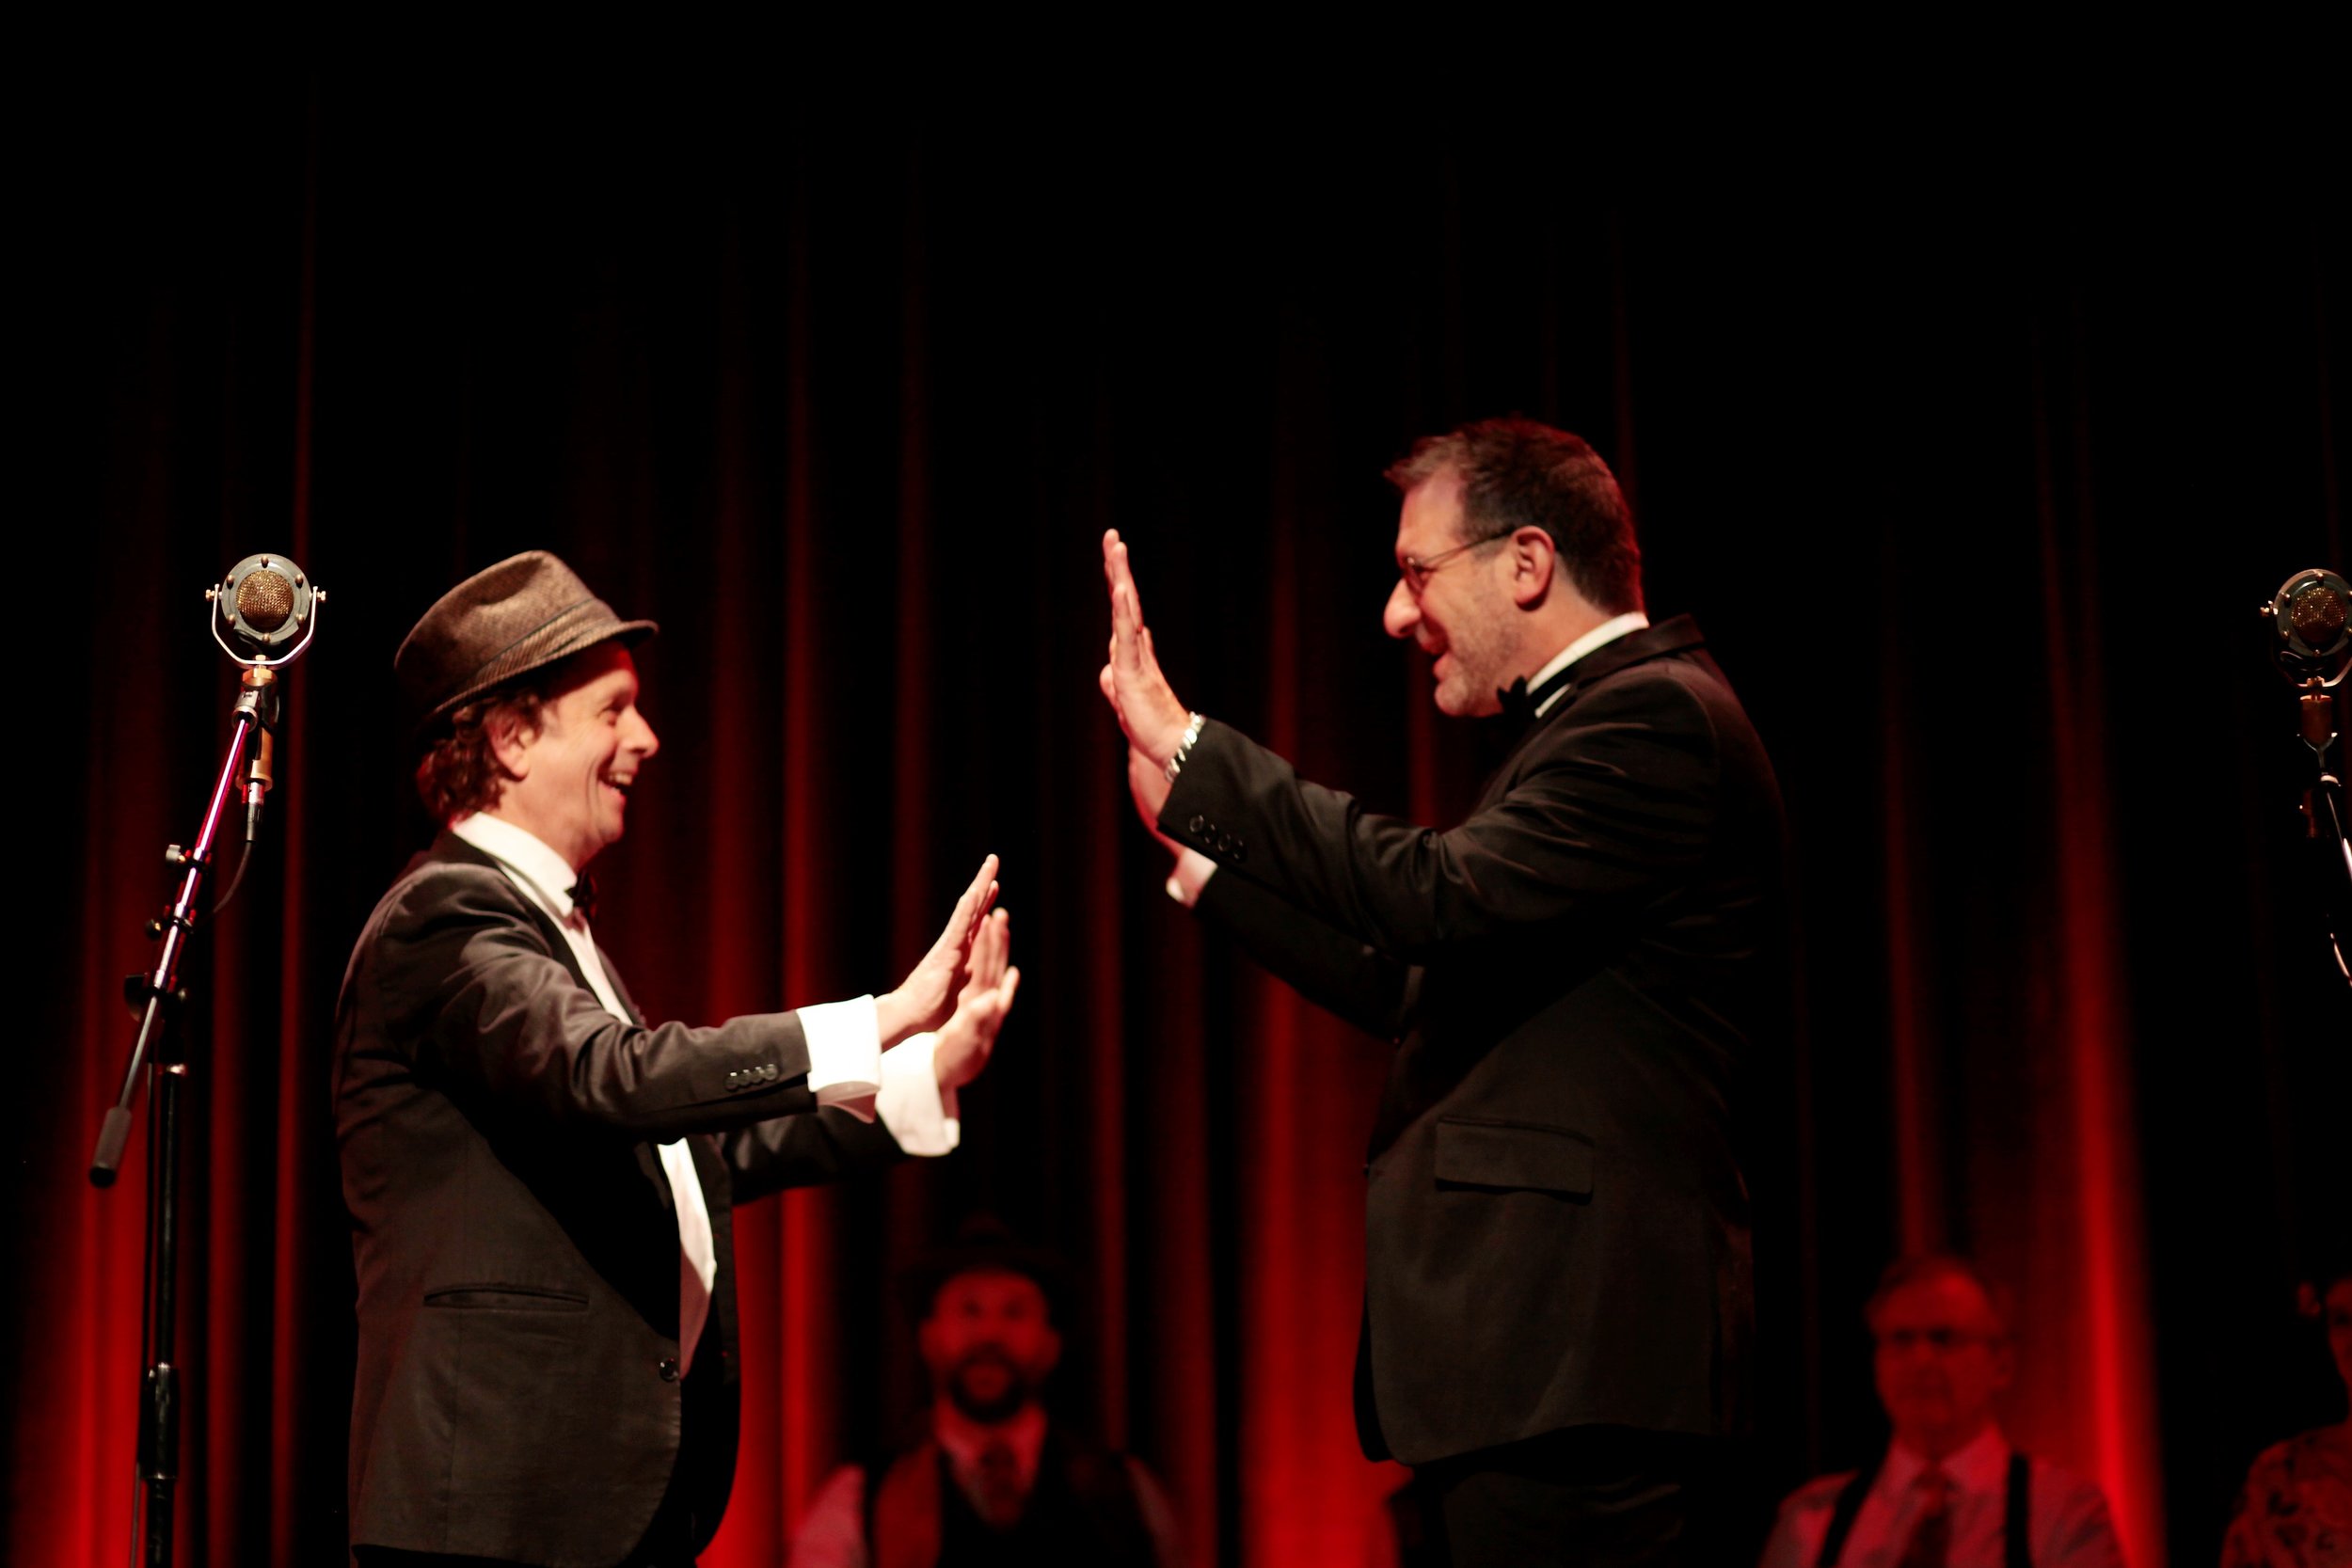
1099,531,1191,829
1098,531,1192,767
932,908,1020,1091
879,855,999,1048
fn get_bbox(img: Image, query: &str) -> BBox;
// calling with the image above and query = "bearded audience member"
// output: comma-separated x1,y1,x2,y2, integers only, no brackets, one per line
790,1223,1180,1568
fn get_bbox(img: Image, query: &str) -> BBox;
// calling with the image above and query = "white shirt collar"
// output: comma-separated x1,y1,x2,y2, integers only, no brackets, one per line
450,812,583,924
1883,1421,2010,1498
1524,611,1651,719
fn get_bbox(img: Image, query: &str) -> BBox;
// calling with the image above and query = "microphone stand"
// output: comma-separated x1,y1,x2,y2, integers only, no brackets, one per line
2264,569,2352,990
88,663,280,1568
2289,674,2352,988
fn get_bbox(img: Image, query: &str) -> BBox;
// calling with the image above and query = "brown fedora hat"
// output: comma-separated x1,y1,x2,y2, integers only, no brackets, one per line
395,550,657,739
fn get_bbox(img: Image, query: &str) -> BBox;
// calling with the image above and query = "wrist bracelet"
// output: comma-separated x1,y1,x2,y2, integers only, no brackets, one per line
1164,711,1206,783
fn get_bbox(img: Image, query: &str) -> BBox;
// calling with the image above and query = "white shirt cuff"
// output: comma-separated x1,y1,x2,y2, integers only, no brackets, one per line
875,1033,961,1157
1164,847,1218,908
798,995,882,1120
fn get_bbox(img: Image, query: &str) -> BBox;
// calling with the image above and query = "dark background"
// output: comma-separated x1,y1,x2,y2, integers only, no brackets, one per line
14,76,2346,1566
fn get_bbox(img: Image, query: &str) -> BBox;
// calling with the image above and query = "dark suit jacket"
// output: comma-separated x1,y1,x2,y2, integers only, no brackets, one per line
1163,617,1786,1467
333,832,903,1567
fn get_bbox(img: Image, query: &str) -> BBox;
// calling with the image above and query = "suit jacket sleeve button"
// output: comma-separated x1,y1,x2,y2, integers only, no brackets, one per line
658,1358,680,1382
1188,815,1206,833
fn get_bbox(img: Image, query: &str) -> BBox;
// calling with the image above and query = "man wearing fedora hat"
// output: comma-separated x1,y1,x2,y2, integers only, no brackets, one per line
335,551,1021,1568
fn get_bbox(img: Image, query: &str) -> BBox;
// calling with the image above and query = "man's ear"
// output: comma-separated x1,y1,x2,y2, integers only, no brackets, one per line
485,704,538,783
1508,527,1557,609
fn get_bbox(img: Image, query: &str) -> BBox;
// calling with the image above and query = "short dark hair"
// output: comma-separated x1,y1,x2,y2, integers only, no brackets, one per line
413,682,548,824
1865,1254,2013,1341
1386,417,1644,615
898,1219,1072,1325
925,1262,1057,1323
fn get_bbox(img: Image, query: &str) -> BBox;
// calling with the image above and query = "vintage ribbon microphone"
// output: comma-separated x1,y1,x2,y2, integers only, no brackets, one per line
2265,567,2352,985
88,554,322,1568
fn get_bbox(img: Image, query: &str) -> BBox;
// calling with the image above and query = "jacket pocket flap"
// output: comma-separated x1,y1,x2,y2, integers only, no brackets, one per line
1433,1118,1595,1196
423,1284,589,1311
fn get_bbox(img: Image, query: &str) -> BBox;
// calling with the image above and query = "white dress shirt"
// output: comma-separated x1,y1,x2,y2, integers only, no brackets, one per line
450,812,959,1371
1520,610,1650,718
1756,1424,2125,1568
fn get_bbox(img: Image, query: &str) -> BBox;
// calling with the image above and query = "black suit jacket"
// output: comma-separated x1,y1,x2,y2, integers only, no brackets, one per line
1164,617,1786,1467
333,832,903,1567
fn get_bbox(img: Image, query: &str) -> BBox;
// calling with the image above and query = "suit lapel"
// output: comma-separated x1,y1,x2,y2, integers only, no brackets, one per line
599,946,646,1027
427,831,603,998
600,938,725,1234
1476,616,1708,808
429,832,693,1206
690,1136,731,1246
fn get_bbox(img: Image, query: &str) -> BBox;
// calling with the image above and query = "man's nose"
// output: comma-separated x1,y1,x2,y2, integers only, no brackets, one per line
629,711,660,759
1382,578,1419,640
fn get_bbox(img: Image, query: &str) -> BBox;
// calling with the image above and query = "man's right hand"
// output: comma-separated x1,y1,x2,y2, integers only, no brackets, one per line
878,855,999,1048
1098,531,1193,791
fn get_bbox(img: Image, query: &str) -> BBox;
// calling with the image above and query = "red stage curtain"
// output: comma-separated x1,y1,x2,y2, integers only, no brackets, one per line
19,85,2347,1568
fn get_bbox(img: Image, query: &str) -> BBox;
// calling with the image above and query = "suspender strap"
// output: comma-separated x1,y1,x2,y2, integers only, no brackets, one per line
869,1445,945,1568
1815,1451,1883,1568
2005,1450,2033,1568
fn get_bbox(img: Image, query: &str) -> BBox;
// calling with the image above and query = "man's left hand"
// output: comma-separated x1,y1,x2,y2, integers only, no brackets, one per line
879,855,1000,1047
934,908,1019,1091
1099,531,1192,774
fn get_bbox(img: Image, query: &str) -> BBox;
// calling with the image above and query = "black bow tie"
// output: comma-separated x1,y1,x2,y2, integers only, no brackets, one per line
1497,665,1578,727
568,873,599,924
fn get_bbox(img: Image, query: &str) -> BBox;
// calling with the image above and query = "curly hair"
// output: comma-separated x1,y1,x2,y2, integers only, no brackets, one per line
414,685,548,824
1386,417,1645,616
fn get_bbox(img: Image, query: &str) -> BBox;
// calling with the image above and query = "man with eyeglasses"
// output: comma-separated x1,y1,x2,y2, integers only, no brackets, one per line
1097,417,1788,1565
1759,1257,2123,1568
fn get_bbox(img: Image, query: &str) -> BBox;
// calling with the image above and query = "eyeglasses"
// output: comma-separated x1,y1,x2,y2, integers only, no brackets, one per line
1398,531,1512,596
1875,1327,2000,1354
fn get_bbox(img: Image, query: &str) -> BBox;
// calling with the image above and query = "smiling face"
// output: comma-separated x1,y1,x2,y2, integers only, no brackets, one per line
488,642,659,873
1382,468,1517,717
918,1267,1061,1426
